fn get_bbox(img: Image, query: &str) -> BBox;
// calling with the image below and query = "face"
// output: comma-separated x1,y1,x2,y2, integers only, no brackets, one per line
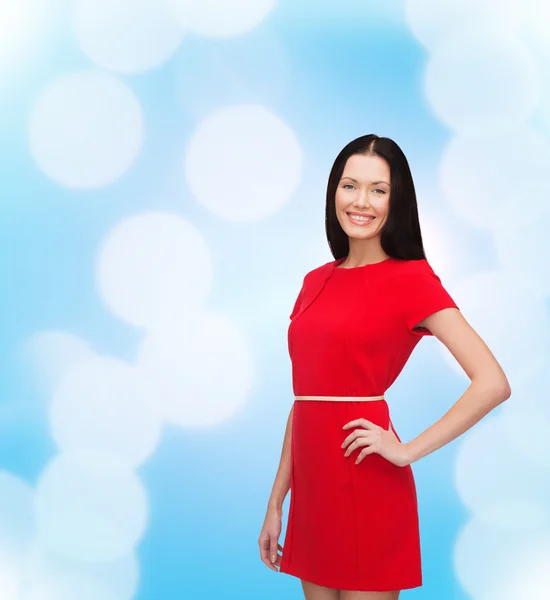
335,153,391,239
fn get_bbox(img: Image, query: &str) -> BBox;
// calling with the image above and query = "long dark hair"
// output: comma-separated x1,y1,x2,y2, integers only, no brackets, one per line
325,134,427,261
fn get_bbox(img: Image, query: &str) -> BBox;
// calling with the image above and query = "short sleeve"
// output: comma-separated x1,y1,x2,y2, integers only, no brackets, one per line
403,260,459,337
289,276,306,320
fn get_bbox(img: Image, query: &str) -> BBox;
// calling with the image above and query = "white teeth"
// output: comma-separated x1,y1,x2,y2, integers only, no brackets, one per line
348,214,374,222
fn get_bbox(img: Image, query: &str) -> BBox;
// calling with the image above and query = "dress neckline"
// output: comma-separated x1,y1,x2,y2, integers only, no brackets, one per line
334,256,394,270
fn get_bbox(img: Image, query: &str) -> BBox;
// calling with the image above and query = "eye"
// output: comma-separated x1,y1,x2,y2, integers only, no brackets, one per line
373,188,386,194
342,184,354,190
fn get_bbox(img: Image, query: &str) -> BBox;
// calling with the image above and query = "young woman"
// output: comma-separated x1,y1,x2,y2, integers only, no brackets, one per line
258,134,511,600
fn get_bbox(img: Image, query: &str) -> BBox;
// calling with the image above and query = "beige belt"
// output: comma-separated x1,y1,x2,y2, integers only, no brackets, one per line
295,395,385,402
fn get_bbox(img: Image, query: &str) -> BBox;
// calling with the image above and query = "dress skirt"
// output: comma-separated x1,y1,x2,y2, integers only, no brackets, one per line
278,399,422,592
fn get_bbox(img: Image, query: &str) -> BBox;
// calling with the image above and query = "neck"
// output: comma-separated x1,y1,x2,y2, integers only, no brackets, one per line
343,246,389,268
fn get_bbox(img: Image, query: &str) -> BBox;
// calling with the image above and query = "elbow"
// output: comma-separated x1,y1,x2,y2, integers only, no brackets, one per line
474,375,511,405
495,378,512,404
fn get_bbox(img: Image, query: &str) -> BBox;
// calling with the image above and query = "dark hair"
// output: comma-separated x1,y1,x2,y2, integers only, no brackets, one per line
325,134,427,261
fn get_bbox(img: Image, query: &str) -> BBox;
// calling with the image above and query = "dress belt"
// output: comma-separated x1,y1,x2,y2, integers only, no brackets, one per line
294,395,385,402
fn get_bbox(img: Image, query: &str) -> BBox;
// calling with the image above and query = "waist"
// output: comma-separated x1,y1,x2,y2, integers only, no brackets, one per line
294,394,385,402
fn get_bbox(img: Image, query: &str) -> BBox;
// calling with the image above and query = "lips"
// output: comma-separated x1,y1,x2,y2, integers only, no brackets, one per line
346,212,376,225
347,212,375,218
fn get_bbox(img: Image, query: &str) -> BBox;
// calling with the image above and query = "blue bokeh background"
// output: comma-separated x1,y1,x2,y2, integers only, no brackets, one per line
2,1,550,598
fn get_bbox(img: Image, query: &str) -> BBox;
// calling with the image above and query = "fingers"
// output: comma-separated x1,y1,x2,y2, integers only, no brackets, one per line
259,535,278,572
270,540,279,565
273,542,284,567
342,426,384,452
258,537,284,571
342,417,374,430
341,427,371,449
355,445,377,464
343,433,372,457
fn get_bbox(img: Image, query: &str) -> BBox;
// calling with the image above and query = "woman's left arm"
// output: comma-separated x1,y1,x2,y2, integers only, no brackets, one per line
404,307,511,465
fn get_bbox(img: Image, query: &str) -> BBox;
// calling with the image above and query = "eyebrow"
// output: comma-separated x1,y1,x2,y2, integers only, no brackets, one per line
341,176,391,186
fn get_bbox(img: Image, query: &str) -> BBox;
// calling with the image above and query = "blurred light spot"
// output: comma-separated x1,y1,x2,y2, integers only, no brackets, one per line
498,356,550,469
137,310,253,427
454,416,550,524
482,540,550,600
50,357,162,468
454,516,550,598
413,212,463,276
24,574,119,600
492,203,550,297
24,542,138,600
29,70,143,189
0,554,20,599
96,211,212,329
0,0,32,70
519,0,550,58
425,24,540,135
440,128,550,227
405,0,522,51
441,268,550,383
177,29,290,121
74,0,185,74
163,0,277,38
35,452,148,563
185,104,302,221
0,471,35,562
21,331,95,394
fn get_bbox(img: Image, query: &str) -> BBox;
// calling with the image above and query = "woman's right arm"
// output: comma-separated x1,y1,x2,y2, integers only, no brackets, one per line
258,403,294,571
268,403,293,512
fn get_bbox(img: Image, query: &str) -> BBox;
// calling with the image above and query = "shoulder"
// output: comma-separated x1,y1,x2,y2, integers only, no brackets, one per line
303,259,337,281
391,258,438,280
394,258,432,273
387,258,443,293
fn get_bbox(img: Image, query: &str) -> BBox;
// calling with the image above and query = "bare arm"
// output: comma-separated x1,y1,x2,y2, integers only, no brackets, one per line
267,403,294,515
405,308,511,464
258,403,294,570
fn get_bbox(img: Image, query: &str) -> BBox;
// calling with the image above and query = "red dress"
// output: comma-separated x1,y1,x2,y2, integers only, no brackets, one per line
278,256,459,591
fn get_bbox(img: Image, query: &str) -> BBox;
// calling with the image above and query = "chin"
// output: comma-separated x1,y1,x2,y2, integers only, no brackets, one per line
350,231,377,239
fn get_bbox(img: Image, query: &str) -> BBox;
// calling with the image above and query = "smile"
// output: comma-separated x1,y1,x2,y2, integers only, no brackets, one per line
347,213,376,226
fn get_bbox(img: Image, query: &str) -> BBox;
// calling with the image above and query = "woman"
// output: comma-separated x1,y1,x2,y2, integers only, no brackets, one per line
258,134,511,600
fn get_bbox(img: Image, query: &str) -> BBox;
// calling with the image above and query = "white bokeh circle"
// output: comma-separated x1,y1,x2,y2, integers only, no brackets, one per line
137,310,253,427
74,0,185,73
413,213,466,276
35,452,148,563
497,355,550,469
23,540,139,600
23,543,138,600
0,553,20,599
439,128,550,228
481,539,550,600
163,0,277,38
0,0,33,70
492,202,550,297
176,28,291,121
24,575,119,600
454,516,550,598
185,104,302,221
454,415,550,526
405,0,523,52
29,70,143,188
0,471,35,562
21,331,95,394
440,268,550,384
425,24,540,135
50,356,162,467
96,211,213,329
518,0,550,57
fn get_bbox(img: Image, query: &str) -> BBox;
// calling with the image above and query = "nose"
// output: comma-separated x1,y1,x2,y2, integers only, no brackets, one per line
354,188,370,208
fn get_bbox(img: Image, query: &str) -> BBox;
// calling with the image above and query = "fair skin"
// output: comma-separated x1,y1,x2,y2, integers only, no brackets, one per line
259,152,511,600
